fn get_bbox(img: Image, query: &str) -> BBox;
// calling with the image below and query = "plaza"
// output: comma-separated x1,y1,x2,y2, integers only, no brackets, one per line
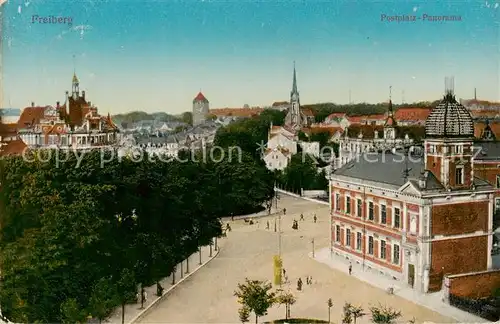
137,194,460,323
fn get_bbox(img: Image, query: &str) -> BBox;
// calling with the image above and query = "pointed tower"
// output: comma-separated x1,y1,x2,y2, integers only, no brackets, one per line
424,77,475,190
384,86,397,140
72,73,80,99
287,62,301,128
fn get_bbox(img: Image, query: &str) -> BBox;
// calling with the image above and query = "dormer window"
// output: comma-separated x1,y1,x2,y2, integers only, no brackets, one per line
455,165,464,185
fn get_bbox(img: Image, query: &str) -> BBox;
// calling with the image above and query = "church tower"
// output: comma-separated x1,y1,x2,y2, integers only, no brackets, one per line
284,62,302,128
424,77,475,190
72,73,80,100
384,86,397,140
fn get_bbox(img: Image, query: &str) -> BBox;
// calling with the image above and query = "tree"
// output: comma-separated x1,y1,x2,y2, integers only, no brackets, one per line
238,306,251,323
88,277,117,324
234,279,276,324
275,289,296,319
116,269,137,324
344,303,365,324
60,298,86,324
342,302,353,324
327,298,333,323
369,304,401,324
180,111,193,125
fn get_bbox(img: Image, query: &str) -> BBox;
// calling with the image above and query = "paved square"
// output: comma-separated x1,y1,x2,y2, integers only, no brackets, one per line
138,195,454,323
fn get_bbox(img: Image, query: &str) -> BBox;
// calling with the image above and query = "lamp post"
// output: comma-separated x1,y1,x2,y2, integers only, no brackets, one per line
311,238,315,258
199,246,202,265
209,240,213,257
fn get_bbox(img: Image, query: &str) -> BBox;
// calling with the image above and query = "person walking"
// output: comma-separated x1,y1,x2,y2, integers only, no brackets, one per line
300,213,304,221
349,263,352,275
266,220,270,230
313,214,317,223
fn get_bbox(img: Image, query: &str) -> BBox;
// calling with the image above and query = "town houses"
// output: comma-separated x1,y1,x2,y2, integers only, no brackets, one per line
16,74,118,150
329,83,500,296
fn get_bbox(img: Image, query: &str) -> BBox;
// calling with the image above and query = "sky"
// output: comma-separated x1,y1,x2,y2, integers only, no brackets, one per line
1,0,499,114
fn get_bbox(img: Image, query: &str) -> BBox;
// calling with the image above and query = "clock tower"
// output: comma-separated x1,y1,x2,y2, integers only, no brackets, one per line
192,91,209,126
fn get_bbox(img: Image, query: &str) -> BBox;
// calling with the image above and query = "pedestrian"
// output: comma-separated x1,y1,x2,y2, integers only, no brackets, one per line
297,278,303,291
300,213,304,221
349,263,352,275
283,268,286,277
309,276,313,284
306,276,309,284
266,220,270,230
313,214,317,223
231,213,234,221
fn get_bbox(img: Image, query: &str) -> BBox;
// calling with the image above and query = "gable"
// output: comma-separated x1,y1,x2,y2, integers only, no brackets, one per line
398,182,421,196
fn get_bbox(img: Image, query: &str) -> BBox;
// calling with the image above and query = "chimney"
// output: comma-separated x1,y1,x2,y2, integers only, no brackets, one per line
82,90,85,100
418,171,427,189
56,101,60,108
31,102,34,107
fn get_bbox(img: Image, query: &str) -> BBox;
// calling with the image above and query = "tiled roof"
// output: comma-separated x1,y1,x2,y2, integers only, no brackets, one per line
303,126,343,135
425,92,474,138
210,108,263,117
474,121,500,139
301,108,314,116
346,116,365,123
470,110,500,119
0,123,17,136
193,92,208,102
365,114,386,120
0,139,27,156
272,101,289,107
345,125,384,138
325,113,347,120
17,106,47,128
394,108,431,121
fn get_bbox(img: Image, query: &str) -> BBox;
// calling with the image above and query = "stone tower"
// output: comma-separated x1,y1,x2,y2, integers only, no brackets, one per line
192,92,209,126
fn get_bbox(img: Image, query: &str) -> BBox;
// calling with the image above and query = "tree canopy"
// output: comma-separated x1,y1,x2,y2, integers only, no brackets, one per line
214,110,286,160
0,148,275,322
277,154,328,193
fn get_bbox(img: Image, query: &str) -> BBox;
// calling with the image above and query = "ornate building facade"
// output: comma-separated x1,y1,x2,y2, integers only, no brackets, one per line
337,97,414,168
17,74,118,149
330,84,500,295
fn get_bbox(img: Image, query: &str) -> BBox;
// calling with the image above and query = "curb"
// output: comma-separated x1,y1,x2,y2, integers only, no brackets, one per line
221,210,282,221
127,247,222,324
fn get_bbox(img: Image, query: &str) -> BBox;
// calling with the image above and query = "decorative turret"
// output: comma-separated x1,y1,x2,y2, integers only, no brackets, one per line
384,86,396,140
424,77,474,190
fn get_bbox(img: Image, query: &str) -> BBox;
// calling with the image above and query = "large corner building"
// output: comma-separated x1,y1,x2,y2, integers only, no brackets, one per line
329,84,500,294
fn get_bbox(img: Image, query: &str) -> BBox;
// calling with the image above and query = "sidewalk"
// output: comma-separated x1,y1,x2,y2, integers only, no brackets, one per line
311,247,485,323
106,242,223,324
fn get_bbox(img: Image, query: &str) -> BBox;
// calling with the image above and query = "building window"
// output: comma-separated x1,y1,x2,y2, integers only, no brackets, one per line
357,199,362,217
393,244,400,265
368,202,374,221
346,229,351,247
380,240,386,259
368,236,374,255
428,145,436,154
455,166,464,185
335,225,340,242
346,197,351,214
356,232,362,251
496,175,500,189
495,198,500,213
380,205,387,224
456,145,463,154
394,207,401,228
335,194,341,211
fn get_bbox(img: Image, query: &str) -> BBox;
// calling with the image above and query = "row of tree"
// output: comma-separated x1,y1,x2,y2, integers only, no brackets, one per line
304,101,439,123
0,148,275,322
235,279,403,324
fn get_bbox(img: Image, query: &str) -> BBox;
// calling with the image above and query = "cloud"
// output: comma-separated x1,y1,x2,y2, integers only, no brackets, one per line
413,6,418,12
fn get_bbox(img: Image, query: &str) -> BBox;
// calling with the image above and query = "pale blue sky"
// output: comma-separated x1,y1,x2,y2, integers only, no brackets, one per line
2,0,499,114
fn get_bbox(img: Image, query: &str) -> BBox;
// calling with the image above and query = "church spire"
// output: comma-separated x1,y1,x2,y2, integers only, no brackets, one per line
292,61,298,94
